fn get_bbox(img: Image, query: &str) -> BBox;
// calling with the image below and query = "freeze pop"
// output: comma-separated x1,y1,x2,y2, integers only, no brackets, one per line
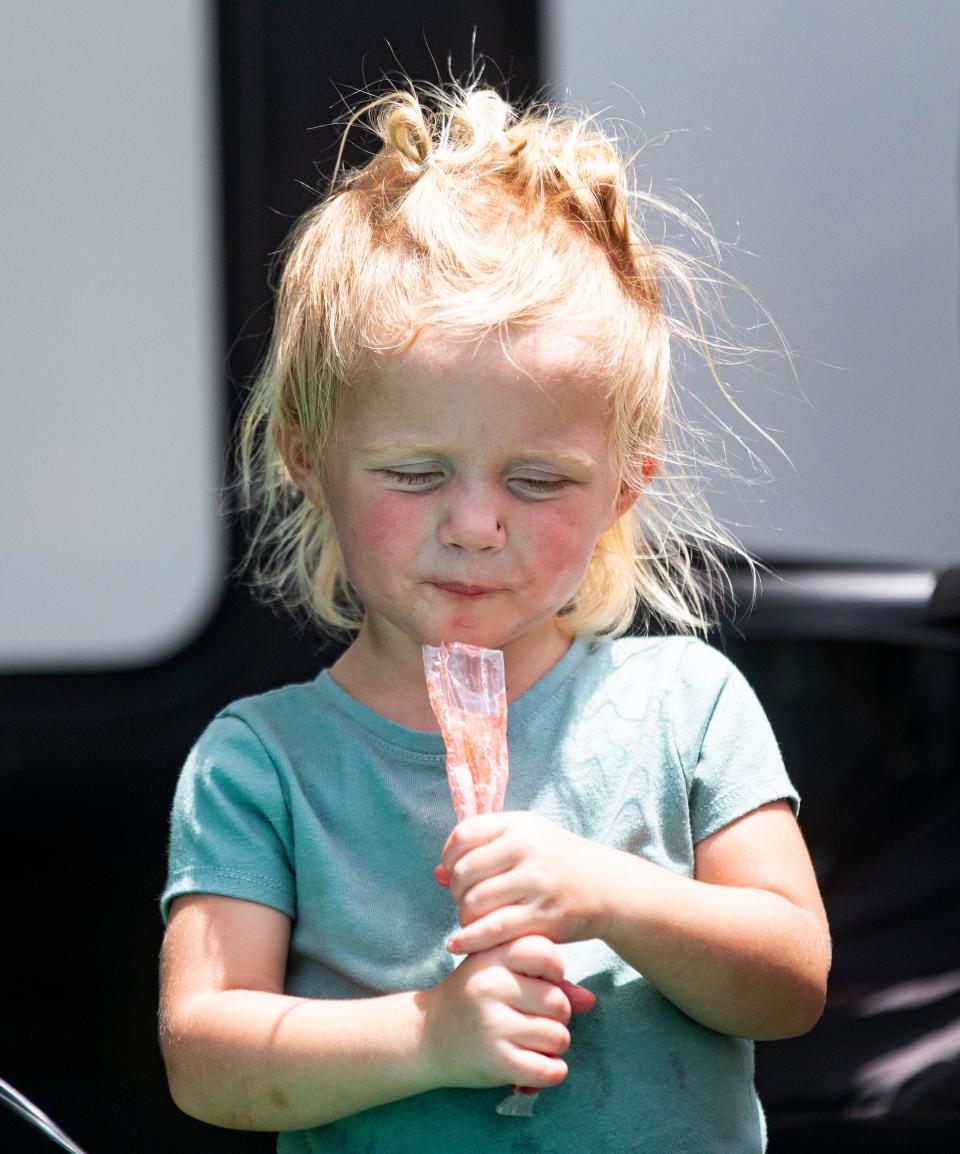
422,641,541,1117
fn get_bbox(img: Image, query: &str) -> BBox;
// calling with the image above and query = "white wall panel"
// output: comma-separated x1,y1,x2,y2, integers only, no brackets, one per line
545,0,960,569
0,1,224,666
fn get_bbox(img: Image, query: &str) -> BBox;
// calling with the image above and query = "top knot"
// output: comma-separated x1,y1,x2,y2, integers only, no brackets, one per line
328,82,659,313
379,93,433,168
365,86,519,175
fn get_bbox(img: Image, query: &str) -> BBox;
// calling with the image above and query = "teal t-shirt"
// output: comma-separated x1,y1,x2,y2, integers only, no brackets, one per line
162,635,798,1153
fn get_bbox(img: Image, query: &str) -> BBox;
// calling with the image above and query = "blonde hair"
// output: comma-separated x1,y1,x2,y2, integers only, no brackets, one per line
237,81,768,638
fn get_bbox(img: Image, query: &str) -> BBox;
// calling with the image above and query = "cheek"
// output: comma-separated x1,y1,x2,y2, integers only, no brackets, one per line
334,491,425,576
524,504,604,594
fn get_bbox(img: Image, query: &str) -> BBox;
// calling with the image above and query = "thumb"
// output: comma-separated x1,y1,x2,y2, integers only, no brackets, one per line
559,979,597,1014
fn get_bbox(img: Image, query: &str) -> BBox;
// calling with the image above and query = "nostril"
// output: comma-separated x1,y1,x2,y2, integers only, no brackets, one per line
438,512,507,551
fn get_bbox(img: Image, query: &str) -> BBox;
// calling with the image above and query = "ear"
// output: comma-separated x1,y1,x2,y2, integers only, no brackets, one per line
276,424,323,505
604,450,660,530
605,479,641,530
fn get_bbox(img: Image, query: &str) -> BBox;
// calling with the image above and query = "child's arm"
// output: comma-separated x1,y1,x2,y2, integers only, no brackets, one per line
159,893,576,1131
439,802,830,1041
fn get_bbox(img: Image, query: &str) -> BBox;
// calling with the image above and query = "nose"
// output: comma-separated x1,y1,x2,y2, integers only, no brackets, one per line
437,483,506,551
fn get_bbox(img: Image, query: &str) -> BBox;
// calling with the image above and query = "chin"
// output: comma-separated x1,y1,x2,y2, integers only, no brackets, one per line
416,612,504,647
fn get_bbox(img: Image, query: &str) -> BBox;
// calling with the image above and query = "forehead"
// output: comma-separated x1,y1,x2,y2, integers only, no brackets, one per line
343,325,612,434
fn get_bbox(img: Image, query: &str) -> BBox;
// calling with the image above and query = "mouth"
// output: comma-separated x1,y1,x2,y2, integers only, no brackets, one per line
429,580,503,598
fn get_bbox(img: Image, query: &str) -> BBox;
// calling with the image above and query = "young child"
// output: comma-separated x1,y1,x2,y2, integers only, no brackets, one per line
159,81,830,1153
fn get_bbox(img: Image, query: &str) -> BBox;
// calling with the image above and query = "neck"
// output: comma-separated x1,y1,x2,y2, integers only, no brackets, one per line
327,618,574,729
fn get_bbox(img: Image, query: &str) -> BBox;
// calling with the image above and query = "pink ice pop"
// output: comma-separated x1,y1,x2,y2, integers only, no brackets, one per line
423,641,508,821
423,642,541,1117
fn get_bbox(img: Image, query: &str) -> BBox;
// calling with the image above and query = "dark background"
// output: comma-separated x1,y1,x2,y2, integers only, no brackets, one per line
1,3,957,1151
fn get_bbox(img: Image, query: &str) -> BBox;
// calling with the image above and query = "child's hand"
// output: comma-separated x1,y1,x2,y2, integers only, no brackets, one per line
420,936,575,1091
436,813,609,955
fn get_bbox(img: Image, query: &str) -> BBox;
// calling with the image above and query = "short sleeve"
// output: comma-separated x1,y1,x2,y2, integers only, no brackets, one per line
160,712,296,923
673,642,799,845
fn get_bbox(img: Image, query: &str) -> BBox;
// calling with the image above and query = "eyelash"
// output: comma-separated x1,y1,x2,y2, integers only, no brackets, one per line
380,469,444,488
378,470,574,503
513,476,570,493
379,470,572,495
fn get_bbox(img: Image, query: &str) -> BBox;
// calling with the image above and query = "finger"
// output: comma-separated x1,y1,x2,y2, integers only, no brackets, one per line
508,1011,571,1057
433,864,451,888
448,906,537,956
504,1046,569,1090
448,840,517,904
440,813,511,876
559,979,597,1014
499,936,565,985
511,975,573,1025
457,872,527,926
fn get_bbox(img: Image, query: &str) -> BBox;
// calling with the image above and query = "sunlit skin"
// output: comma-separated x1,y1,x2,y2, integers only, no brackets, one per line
158,82,831,1137
283,325,638,729
160,323,830,1132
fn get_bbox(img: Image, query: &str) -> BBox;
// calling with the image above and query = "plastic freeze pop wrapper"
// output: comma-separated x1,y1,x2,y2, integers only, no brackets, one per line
423,641,508,820
422,641,541,1118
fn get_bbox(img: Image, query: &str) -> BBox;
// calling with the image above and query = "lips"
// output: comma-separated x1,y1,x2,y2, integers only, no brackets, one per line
429,581,503,597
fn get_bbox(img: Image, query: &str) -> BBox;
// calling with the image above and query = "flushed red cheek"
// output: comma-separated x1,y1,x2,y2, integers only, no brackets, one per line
525,507,599,600
336,492,426,575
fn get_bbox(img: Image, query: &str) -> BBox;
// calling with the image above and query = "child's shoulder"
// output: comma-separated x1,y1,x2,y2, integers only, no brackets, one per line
591,633,738,689
577,634,749,729
209,672,328,737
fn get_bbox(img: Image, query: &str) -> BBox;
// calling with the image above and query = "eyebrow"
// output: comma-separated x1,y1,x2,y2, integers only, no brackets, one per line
358,443,597,471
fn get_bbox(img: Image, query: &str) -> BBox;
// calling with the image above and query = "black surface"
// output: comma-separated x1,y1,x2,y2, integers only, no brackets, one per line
735,638,960,1150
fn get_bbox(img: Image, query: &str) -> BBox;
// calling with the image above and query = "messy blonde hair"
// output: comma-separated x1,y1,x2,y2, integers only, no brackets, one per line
238,81,767,638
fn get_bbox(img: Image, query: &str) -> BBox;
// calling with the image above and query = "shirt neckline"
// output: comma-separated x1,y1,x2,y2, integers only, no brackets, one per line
313,635,595,753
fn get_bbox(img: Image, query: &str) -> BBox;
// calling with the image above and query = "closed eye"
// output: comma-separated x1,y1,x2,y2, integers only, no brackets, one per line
379,468,445,489
510,475,574,497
